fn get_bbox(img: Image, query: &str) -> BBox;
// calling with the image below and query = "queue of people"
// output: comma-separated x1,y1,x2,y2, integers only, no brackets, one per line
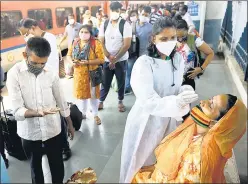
1,1,246,184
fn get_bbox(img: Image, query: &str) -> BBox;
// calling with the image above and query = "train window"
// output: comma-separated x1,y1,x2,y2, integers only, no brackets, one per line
1,11,22,39
91,6,101,17
76,6,89,23
56,7,73,27
28,9,53,30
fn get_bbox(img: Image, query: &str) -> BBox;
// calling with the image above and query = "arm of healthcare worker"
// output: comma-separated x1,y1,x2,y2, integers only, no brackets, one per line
188,38,214,79
130,55,198,118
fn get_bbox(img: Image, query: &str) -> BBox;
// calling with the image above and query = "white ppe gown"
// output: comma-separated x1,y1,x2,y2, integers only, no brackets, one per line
120,54,190,183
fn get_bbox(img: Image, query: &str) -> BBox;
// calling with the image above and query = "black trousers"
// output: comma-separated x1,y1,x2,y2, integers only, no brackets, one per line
100,61,127,102
22,134,64,184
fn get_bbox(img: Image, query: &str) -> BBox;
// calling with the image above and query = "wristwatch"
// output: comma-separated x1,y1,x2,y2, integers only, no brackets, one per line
200,66,205,72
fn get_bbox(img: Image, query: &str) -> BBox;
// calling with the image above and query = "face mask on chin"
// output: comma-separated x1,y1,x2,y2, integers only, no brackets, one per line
155,40,177,56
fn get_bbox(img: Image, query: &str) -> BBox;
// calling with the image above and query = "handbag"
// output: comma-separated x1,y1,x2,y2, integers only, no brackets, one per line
87,39,103,87
88,66,103,87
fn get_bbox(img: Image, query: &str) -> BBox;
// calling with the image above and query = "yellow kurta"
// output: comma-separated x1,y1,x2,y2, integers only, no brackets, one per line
133,136,203,183
67,39,104,99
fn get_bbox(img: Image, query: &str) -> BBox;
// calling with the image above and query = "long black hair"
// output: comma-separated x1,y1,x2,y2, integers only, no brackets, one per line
147,17,177,70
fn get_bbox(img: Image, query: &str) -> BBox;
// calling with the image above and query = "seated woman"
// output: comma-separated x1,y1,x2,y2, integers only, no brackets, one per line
132,94,247,183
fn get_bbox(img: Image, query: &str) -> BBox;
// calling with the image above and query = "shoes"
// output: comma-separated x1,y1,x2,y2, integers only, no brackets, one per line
62,149,72,161
98,102,103,110
124,89,133,96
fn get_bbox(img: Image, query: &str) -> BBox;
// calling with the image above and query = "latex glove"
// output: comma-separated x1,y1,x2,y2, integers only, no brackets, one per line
179,85,195,94
176,90,198,108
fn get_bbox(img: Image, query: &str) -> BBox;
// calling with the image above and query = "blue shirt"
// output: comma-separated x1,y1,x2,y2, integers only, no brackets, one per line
136,22,153,56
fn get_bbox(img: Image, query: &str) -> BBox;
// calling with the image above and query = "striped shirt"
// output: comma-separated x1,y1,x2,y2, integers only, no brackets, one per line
150,12,162,25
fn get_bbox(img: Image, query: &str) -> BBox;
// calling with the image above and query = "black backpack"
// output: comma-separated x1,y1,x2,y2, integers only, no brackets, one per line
104,18,125,37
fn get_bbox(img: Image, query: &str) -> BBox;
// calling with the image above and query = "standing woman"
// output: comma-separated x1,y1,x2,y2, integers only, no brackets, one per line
67,25,104,125
173,15,214,90
120,17,199,183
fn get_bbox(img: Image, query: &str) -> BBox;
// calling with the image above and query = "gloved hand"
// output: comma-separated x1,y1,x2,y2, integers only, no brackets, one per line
178,85,195,94
176,90,198,108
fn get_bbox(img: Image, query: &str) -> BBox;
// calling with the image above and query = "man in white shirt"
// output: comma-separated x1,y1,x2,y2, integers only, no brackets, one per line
18,18,73,161
6,37,74,184
179,5,195,34
98,1,132,112
59,14,82,48
18,18,60,75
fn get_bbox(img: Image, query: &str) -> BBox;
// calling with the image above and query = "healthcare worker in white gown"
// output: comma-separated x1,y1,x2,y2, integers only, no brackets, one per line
120,17,199,183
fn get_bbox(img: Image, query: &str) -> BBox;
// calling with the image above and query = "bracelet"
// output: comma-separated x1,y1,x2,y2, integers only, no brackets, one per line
200,66,204,71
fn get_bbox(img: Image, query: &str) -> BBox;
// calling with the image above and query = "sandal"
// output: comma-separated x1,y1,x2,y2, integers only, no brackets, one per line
94,116,101,125
118,103,126,112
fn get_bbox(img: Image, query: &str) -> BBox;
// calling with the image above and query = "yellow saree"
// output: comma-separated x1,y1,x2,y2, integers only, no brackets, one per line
132,99,247,183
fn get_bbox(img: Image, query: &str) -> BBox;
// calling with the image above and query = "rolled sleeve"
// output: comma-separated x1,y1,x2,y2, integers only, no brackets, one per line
52,74,70,117
14,107,28,121
6,69,28,121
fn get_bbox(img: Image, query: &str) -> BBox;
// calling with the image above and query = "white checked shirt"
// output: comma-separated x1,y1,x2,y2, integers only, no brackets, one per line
6,61,70,141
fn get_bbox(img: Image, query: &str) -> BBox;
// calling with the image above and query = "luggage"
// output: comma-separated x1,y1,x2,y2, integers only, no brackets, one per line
0,101,28,160
68,103,83,131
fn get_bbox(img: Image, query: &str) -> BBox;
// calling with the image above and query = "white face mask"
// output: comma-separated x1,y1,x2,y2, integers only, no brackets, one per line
130,16,138,22
110,12,120,20
151,8,155,13
121,13,128,20
156,41,177,56
68,19,75,25
24,34,34,42
139,16,149,23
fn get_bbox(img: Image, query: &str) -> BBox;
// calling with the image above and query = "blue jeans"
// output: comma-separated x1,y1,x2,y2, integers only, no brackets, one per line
125,57,136,90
